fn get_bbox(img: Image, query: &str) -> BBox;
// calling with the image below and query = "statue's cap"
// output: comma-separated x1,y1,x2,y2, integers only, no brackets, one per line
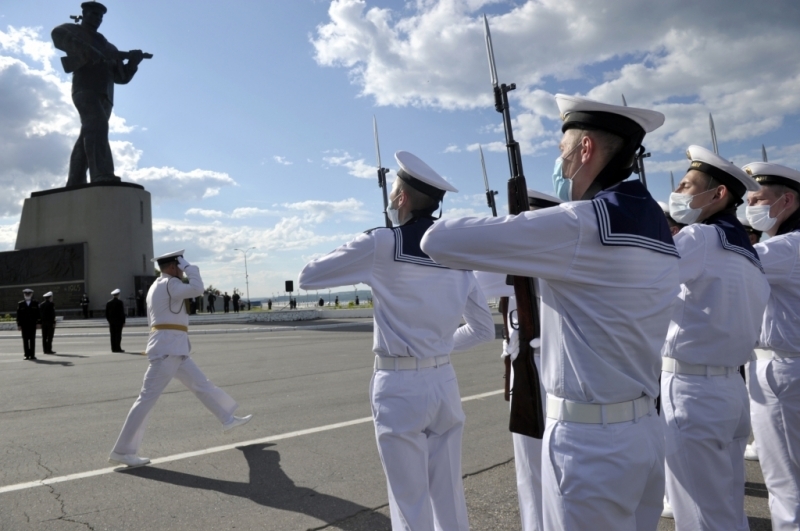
111,289,121,295
152,249,185,266
44,292,53,298
81,2,107,14
394,151,457,201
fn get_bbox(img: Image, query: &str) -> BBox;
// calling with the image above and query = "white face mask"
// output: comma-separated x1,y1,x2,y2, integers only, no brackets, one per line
387,192,403,226
746,196,787,232
668,188,715,225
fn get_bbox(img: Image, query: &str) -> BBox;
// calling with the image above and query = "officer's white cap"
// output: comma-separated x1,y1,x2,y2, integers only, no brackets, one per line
742,162,800,193
527,189,562,208
22,288,33,294
111,289,121,295
43,291,53,298
555,94,665,136
686,145,759,196
657,201,670,214
395,151,457,201
152,249,185,265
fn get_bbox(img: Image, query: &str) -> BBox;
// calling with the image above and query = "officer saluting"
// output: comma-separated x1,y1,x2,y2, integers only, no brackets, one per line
17,288,41,360
661,146,769,529
742,162,800,529
299,151,495,531
109,250,252,468
423,95,679,530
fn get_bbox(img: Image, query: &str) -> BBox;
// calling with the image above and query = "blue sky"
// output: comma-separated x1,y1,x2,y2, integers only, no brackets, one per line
2,0,800,298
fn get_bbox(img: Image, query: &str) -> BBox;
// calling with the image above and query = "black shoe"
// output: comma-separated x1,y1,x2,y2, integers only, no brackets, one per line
29,356,37,360
24,356,30,360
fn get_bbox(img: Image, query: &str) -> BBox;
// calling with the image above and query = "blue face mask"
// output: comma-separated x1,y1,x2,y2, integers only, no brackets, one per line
552,157,572,202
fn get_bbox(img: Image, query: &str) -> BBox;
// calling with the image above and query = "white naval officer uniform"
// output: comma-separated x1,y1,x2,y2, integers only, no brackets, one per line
111,256,239,457
745,161,800,530
661,145,769,531
299,152,495,531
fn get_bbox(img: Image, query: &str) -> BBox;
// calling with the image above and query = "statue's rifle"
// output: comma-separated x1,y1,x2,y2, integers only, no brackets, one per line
483,15,544,438
479,145,512,401
373,116,392,228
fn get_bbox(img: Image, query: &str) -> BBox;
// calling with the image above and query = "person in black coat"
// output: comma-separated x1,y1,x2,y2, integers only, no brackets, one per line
232,292,240,313
135,289,146,317
105,289,126,352
223,292,231,313
40,292,57,354
16,288,41,360
207,291,216,313
80,293,90,318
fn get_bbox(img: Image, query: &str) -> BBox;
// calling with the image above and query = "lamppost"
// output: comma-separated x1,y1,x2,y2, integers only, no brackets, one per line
234,247,256,310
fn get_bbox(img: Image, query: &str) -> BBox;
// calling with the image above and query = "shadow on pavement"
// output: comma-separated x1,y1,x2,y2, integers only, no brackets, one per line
745,481,769,499
48,353,89,359
121,443,390,530
30,358,74,367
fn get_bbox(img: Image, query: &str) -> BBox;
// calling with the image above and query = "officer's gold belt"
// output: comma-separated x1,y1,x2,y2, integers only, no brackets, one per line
150,324,189,333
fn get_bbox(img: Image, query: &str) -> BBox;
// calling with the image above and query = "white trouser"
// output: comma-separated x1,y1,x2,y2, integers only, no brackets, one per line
370,362,468,531
543,407,664,531
661,371,750,531
112,355,238,455
511,353,544,531
748,357,800,530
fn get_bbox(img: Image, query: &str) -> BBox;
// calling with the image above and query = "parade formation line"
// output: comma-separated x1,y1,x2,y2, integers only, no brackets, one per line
0,389,503,495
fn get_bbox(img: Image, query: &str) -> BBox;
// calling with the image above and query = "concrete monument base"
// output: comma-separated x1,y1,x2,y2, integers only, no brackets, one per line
14,181,155,314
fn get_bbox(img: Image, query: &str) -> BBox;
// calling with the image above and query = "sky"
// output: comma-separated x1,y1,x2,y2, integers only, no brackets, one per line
2,0,800,299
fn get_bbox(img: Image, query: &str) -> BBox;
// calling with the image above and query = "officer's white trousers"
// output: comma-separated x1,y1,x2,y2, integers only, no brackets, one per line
661,371,750,531
370,363,469,531
542,407,664,531
511,354,544,531
748,358,800,531
112,355,238,455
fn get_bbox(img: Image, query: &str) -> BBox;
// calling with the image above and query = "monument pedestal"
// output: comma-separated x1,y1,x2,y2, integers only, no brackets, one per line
13,181,155,314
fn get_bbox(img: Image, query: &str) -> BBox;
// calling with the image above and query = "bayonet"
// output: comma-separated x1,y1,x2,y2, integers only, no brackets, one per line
709,114,719,155
483,15,498,88
670,171,675,191
762,144,768,162
480,145,498,217
621,94,628,107
373,116,392,228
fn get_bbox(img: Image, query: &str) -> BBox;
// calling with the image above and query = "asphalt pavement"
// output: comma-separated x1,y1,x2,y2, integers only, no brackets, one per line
0,319,774,530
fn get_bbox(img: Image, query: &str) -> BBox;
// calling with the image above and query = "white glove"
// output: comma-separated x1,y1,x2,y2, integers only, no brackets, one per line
503,333,520,361
177,256,191,269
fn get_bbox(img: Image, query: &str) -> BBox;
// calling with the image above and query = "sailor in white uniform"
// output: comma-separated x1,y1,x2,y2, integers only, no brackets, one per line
422,94,678,531
109,250,252,468
299,151,494,531
661,146,769,530
743,162,800,530
476,189,561,531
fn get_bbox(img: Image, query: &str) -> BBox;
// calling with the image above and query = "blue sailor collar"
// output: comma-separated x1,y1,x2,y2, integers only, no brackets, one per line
705,212,764,273
591,180,679,257
393,217,449,269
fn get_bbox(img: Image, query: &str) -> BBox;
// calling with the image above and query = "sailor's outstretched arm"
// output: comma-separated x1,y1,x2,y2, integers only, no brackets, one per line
422,207,580,281
300,232,375,290
453,278,495,352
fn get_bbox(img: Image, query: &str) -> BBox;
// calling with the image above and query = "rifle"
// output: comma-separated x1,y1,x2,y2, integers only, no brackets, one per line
479,145,511,400
483,15,545,439
373,116,392,228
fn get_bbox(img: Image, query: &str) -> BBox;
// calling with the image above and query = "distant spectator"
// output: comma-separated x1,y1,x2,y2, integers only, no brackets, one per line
80,293,90,319
232,292,240,313
135,289,146,317
223,292,231,313
355,295,360,306
335,295,339,307
267,298,272,310
319,297,324,307
208,291,216,313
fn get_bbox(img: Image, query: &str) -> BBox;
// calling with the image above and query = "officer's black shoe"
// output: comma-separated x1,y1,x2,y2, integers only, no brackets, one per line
29,356,37,360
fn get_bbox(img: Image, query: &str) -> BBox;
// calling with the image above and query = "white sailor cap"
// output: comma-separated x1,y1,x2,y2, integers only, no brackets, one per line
657,201,670,214
151,249,185,266
395,151,457,201
43,291,53,298
527,189,562,208
686,145,759,198
742,162,800,194
22,288,33,294
555,94,665,137
111,288,121,295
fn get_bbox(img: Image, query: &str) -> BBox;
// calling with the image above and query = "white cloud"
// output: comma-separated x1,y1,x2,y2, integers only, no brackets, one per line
185,208,226,219
312,0,800,158
231,207,278,218
444,144,461,153
0,220,19,249
273,155,293,165
283,198,367,224
323,151,376,178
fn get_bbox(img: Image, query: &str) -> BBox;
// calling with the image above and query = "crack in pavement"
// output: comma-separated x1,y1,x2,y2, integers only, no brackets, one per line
26,446,96,530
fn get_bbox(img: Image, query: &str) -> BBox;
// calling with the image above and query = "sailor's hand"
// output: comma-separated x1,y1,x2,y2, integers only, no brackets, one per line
127,49,144,66
177,256,191,269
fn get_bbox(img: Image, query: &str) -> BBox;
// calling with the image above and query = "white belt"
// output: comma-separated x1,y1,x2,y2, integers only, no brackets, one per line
662,357,738,376
374,355,451,371
546,394,653,425
754,348,800,360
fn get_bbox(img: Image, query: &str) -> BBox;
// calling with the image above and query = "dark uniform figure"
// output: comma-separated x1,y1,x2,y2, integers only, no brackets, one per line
105,289,126,352
223,292,231,313
267,298,272,310
232,292,240,313
51,2,145,185
135,289,145,317
207,292,216,313
40,292,57,354
355,295,360,306
80,293,90,318
17,289,41,360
